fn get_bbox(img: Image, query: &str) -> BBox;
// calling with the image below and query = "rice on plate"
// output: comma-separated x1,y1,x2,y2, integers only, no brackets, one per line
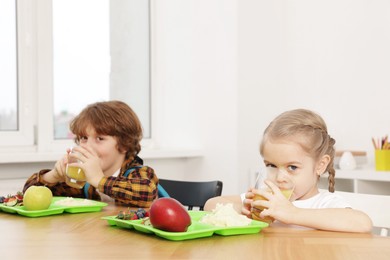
54,197,96,206
200,203,252,227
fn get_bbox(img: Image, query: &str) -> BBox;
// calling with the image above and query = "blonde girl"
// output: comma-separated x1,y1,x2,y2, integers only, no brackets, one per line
205,109,372,233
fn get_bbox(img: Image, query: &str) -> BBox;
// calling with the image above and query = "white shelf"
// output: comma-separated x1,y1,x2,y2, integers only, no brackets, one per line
333,167,390,182
320,165,390,195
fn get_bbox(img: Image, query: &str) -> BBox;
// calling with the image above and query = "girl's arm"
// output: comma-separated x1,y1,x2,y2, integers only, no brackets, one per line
204,190,373,233
277,207,373,233
254,183,373,233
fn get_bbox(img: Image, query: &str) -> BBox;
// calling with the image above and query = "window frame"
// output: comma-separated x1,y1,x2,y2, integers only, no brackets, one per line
0,0,155,155
0,0,35,149
37,0,155,152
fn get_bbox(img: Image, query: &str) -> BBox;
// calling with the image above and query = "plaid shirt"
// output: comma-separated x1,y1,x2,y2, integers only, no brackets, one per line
23,161,158,208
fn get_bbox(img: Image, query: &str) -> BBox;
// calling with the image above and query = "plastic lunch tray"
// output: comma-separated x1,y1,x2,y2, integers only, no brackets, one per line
102,211,269,241
0,197,107,217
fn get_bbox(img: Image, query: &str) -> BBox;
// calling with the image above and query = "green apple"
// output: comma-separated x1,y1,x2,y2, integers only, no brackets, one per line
23,186,53,211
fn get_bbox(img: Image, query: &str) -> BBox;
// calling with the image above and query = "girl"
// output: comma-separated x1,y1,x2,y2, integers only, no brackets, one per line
23,100,158,207
205,109,372,233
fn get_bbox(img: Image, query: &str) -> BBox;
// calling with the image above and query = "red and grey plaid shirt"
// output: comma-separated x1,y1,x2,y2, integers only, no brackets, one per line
23,162,158,208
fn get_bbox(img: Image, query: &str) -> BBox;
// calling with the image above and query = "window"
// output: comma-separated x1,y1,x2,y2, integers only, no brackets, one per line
0,0,17,131
0,0,151,155
52,0,111,139
0,0,34,148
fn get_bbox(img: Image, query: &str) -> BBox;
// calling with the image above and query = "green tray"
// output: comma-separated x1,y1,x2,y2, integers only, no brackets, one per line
0,197,107,217
102,211,268,241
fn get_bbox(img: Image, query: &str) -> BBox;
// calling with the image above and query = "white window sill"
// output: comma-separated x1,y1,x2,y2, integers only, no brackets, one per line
0,148,203,164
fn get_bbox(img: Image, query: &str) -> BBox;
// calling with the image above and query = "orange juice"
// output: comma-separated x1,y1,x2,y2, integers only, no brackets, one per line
251,189,294,223
65,166,86,189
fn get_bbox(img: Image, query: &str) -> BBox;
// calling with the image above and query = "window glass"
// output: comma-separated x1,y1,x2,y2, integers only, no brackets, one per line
0,0,150,151
0,0,17,131
52,0,110,139
52,0,150,140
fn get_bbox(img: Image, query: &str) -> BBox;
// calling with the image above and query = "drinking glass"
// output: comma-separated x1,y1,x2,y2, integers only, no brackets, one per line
65,148,86,189
251,168,295,223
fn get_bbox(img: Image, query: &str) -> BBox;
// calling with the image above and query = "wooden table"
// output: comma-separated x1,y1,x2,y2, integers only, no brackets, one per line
1,203,390,260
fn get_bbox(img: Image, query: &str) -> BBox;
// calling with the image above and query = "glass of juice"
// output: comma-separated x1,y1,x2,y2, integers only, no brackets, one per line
65,148,86,189
251,168,294,223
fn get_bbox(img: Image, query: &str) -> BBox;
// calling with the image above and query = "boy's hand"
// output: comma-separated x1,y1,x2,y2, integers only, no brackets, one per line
71,146,104,188
43,153,68,184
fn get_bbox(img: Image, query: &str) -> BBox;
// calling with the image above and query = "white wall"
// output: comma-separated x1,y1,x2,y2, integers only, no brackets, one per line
2,0,390,197
237,0,390,190
149,0,239,194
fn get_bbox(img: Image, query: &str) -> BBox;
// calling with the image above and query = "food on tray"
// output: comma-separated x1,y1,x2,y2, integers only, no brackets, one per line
116,208,149,220
0,191,24,207
200,203,252,227
53,197,97,206
102,210,269,241
23,186,53,210
149,198,191,232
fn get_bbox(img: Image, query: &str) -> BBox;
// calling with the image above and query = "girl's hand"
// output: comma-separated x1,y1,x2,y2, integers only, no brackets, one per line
254,180,297,224
70,146,104,188
242,187,256,218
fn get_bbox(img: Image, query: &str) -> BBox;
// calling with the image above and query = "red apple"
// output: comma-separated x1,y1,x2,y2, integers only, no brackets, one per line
149,198,191,232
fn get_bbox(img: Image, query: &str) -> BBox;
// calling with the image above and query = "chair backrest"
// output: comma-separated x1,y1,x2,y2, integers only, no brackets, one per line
335,191,390,236
158,179,223,210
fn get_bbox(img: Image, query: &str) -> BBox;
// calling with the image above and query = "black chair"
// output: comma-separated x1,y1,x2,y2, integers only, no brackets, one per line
158,179,223,210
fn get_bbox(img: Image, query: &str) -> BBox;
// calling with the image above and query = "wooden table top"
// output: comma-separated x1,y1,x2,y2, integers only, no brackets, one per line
1,203,390,260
